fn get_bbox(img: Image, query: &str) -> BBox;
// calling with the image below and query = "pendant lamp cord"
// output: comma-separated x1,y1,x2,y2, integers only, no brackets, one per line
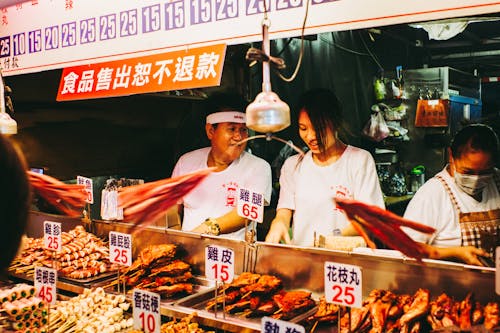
245,0,310,83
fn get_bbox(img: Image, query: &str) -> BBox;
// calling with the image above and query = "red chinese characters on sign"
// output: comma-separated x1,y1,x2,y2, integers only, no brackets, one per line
56,44,226,101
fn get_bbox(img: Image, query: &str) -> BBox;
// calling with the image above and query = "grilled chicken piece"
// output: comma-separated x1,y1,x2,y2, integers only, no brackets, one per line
472,301,484,325
309,296,343,323
240,274,282,295
272,290,315,320
484,302,499,330
154,271,193,286
150,260,191,277
398,289,430,333
459,293,473,330
340,307,370,333
427,293,456,330
150,283,193,298
369,290,397,333
139,244,177,267
225,272,261,291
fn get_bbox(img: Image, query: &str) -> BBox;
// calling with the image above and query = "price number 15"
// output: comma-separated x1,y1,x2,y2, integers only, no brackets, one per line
211,263,230,282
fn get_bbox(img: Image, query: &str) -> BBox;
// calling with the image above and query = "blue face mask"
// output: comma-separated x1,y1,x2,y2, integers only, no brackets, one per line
454,172,493,197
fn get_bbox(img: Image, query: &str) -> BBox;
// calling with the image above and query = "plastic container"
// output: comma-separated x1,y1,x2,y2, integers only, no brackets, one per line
409,165,425,193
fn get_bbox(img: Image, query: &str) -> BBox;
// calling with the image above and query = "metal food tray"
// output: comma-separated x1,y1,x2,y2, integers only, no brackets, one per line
173,287,318,331
58,269,119,285
99,276,216,305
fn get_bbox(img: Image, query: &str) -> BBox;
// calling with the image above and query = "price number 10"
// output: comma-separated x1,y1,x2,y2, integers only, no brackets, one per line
139,312,156,333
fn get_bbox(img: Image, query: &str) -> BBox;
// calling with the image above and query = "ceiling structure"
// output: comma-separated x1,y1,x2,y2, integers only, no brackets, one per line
375,14,500,78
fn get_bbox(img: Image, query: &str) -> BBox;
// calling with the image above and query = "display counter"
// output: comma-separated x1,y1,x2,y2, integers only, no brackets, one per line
17,211,499,332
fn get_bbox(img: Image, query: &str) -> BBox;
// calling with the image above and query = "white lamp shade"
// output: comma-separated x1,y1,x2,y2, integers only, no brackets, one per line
0,112,17,135
246,91,290,133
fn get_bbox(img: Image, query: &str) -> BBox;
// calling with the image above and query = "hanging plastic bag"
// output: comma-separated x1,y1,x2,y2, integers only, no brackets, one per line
362,108,390,142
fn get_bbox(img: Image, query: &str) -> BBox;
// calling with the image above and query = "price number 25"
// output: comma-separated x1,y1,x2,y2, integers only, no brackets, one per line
330,285,355,305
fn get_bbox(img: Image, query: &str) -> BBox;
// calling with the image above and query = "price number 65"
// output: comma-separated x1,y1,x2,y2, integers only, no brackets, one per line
241,203,258,220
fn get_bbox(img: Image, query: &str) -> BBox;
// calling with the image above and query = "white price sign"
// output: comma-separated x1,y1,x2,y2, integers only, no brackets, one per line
261,316,305,333
324,261,362,309
205,245,235,284
109,231,132,267
43,221,62,252
77,175,94,204
236,188,264,223
34,266,57,305
496,247,500,295
133,289,161,333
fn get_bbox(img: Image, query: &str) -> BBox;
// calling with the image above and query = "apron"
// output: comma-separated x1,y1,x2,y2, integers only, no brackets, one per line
436,173,500,259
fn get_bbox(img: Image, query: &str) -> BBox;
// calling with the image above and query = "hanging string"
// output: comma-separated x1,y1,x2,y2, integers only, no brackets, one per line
245,0,311,83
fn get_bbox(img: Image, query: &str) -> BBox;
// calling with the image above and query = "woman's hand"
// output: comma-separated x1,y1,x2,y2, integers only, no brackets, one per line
265,219,291,244
265,209,293,244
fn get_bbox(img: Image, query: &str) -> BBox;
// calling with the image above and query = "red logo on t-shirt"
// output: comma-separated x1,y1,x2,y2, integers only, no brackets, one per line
223,182,239,207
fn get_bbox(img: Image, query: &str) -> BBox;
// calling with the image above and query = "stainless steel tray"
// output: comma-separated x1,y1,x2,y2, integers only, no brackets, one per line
174,287,318,329
99,276,216,305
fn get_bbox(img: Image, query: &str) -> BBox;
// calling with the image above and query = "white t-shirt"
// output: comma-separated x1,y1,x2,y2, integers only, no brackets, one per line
172,147,272,240
403,167,500,247
277,145,385,247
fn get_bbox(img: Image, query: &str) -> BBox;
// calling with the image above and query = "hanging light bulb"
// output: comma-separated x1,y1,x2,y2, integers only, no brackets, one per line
246,19,290,133
0,70,17,135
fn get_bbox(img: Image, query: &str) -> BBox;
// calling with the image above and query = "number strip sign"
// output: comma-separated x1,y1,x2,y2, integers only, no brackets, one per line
262,316,305,333
34,266,57,305
1,0,500,76
205,245,235,284
133,289,161,333
56,43,226,101
237,188,264,223
109,231,132,267
43,221,62,252
324,261,362,309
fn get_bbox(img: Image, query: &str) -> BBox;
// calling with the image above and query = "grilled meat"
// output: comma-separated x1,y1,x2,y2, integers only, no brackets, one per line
139,244,177,267
150,260,191,277
484,302,499,330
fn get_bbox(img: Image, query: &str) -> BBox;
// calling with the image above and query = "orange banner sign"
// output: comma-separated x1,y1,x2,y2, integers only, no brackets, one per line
57,44,226,101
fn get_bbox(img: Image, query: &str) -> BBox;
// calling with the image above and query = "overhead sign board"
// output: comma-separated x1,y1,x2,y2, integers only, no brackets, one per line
56,43,225,101
1,0,500,76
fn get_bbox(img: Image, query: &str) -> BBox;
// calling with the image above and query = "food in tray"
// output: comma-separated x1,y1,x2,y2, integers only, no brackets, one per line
115,244,195,298
307,288,500,332
10,225,120,280
0,283,48,333
205,272,316,320
127,313,215,333
48,287,132,333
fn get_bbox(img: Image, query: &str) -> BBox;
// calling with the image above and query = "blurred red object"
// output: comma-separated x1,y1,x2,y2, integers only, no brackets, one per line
118,168,213,233
334,197,436,261
28,171,87,217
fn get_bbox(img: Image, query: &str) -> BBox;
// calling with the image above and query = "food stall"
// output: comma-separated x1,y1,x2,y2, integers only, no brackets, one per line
1,1,499,332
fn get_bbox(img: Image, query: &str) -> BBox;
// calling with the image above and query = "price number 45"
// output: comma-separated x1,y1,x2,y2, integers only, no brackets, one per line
211,263,230,282
331,285,355,306
38,285,54,303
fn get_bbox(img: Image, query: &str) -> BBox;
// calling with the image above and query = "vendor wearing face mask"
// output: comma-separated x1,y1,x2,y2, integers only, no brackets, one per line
403,124,499,266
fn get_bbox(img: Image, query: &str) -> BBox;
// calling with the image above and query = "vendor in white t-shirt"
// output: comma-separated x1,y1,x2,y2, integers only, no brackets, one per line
404,124,499,266
170,92,272,240
265,89,385,247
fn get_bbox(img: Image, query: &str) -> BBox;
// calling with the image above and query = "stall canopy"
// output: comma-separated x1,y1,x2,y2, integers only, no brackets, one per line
0,0,500,76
